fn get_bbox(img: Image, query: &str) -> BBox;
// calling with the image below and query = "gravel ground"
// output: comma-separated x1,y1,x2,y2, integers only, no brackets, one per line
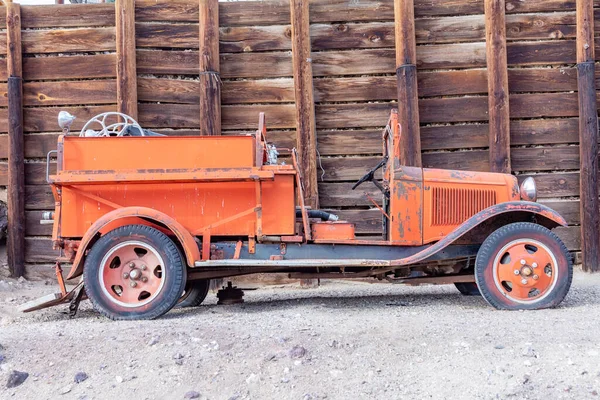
0,269,599,400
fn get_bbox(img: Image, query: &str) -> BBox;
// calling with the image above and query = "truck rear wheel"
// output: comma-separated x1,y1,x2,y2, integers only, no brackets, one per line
177,279,210,308
83,224,186,320
475,222,572,310
454,282,480,296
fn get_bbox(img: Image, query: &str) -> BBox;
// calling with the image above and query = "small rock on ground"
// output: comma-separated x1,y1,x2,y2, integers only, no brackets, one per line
74,372,88,383
184,391,200,399
6,370,28,388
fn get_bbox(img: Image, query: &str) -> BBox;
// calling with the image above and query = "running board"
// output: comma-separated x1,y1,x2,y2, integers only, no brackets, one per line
195,259,392,268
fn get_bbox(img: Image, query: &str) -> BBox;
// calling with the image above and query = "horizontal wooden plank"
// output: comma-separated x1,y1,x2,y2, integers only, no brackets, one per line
22,27,116,54
24,105,116,133
136,22,199,49
316,146,581,182
511,118,579,145
319,182,382,207
511,146,580,171
136,41,575,80
22,80,117,107
26,211,53,237
554,226,581,251
538,199,580,225
0,134,60,159
25,185,55,210
20,4,115,28
148,14,571,54
23,54,117,80
510,92,579,119
0,163,51,186
518,172,580,197
421,124,488,150
317,130,381,156
138,77,296,105
420,118,580,151
317,93,577,129
26,237,59,263
137,103,296,130
423,146,580,173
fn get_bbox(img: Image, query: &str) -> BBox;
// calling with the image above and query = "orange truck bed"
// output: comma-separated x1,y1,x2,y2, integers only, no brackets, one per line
52,135,296,238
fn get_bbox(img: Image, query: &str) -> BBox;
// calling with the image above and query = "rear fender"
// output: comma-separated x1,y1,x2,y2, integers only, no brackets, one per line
392,201,567,266
66,207,200,280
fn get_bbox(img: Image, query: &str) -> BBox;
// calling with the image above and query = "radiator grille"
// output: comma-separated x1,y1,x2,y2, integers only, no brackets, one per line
431,187,496,226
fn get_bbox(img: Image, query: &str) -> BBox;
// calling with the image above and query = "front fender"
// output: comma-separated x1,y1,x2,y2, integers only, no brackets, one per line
66,207,200,280
391,201,567,267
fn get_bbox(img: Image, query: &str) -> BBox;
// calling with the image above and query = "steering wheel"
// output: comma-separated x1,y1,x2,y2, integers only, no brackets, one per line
352,158,387,190
79,112,144,137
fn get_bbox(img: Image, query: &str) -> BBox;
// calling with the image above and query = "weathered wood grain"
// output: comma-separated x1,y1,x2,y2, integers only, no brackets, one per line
21,80,117,106
116,0,138,119
135,41,577,80
22,54,116,80
137,103,296,130
577,27,599,271
6,3,25,278
290,0,319,208
20,4,115,28
199,0,221,135
26,211,52,237
486,0,511,173
25,237,59,263
24,185,55,210
21,27,116,54
319,182,382,207
23,105,116,133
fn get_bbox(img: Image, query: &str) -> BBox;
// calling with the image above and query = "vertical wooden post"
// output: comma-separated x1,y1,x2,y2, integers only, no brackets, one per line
290,0,319,209
290,0,318,288
199,0,221,135
576,0,600,272
6,2,25,278
115,0,138,119
394,0,421,167
485,0,511,173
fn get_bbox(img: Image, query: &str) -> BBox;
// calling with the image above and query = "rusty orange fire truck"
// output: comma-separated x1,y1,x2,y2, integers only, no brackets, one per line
22,110,572,320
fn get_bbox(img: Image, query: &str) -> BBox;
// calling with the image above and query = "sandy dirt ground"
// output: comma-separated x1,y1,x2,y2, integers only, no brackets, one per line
0,269,599,400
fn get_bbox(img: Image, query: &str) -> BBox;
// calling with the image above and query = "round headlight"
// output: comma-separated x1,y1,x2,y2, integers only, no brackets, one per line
519,177,537,202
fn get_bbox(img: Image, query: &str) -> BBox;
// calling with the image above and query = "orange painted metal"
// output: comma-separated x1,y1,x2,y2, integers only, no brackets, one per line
311,222,356,241
493,239,556,301
422,168,519,243
53,136,296,239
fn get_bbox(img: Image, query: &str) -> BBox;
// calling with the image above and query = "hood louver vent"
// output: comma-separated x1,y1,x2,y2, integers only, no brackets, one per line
432,187,496,226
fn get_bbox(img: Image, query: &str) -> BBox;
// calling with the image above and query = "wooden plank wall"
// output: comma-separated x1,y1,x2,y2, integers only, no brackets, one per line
0,0,592,271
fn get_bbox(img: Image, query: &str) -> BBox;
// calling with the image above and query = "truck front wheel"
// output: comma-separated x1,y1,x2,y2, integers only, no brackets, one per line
475,222,572,310
83,224,186,320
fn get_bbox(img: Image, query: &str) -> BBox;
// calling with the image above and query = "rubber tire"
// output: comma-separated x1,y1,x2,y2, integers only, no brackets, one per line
83,224,186,320
475,222,572,310
454,282,481,296
177,279,210,308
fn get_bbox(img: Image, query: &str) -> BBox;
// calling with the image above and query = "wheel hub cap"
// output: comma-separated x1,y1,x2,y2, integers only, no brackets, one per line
492,239,558,303
99,241,166,308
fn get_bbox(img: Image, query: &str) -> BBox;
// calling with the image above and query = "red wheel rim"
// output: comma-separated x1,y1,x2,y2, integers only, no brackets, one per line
492,238,558,303
98,241,166,308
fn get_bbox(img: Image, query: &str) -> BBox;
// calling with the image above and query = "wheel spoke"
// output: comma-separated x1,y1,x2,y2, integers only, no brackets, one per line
497,264,517,283
102,264,124,287
509,282,531,300
506,244,528,266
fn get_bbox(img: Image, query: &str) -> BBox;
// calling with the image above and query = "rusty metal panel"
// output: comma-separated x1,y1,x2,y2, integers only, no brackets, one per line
389,166,423,245
422,168,520,244
311,221,355,241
